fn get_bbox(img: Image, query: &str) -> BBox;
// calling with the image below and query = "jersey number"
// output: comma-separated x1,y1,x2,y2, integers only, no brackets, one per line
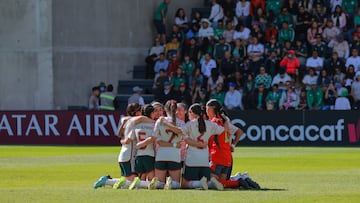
138,132,147,150
166,129,177,143
197,133,204,149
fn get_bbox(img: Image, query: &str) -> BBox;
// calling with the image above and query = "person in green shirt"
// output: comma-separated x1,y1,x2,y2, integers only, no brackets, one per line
210,83,225,105
306,83,324,110
278,21,295,45
154,0,171,44
181,55,195,78
266,0,282,16
214,20,225,40
265,84,282,110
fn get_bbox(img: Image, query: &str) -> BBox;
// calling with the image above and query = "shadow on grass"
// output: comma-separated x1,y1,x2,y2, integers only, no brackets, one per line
258,188,287,191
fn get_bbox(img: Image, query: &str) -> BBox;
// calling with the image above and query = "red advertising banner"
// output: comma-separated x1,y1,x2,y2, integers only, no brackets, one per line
0,111,124,145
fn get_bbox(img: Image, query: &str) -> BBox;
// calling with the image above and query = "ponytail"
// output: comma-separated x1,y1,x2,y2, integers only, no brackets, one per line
189,103,206,134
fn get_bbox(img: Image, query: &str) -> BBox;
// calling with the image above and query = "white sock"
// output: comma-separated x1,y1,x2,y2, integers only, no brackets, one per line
157,182,165,189
171,181,180,189
121,180,131,189
137,180,149,189
105,178,119,186
188,180,202,189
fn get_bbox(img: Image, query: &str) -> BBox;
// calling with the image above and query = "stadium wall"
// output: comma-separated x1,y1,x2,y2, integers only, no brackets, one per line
1,111,359,146
0,0,203,110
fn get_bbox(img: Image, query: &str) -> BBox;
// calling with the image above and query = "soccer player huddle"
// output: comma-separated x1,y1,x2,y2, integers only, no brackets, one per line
93,99,261,190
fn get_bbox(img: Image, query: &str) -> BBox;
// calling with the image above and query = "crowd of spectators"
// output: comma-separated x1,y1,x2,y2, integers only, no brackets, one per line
145,0,360,111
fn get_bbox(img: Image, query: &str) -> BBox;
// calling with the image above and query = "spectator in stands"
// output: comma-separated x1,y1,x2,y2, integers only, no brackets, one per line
294,38,308,68
333,66,346,85
223,20,235,44
182,37,199,64
306,50,324,74
154,0,171,44
322,20,341,46
146,37,165,79
154,69,169,92
169,24,185,46
88,86,100,110
198,18,215,41
278,21,295,45
266,0,282,16
345,65,356,87
312,34,327,59
247,36,264,74
209,0,224,28
312,3,327,29
167,54,181,77
233,23,251,41
279,85,299,110
201,52,217,79
175,8,189,32
303,68,319,90
265,35,281,61
170,66,186,91
128,86,145,105
323,82,338,110
252,83,267,110
207,68,223,92
307,21,323,45
243,73,256,109
317,69,332,88
223,10,238,27
331,5,347,31
236,0,251,27
210,83,225,105
264,22,279,43
284,0,299,24
334,88,351,109
295,6,312,41
332,34,350,60
213,36,231,64
345,48,360,72
351,71,360,109
181,55,195,79
306,82,324,110
251,6,267,31
277,7,294,28
250,21,264,42
221,0,236,18
298,0,312,12
224,82,244,110
185,24,199,45
214,20,225,40
265,84,282,110
220,51,236,79
250,0,265,18
189,68,204,93
191,10,202,26
232,39,247,63
330,0,342,13
165,36,180,59
174,82,192,105
98,82,106,93
298,88,308,110
192,87,207,105
281,40,292,57
254,66,272,89
154,53,169,76
272,69,292,92
99,84,115,111
155,81,174,104
227,70,243,89
280,50,300,79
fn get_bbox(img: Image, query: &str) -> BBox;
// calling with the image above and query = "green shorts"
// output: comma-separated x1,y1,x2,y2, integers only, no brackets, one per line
183,166,211,180
119,161,135,177
135,155,155,173
155,161,182,171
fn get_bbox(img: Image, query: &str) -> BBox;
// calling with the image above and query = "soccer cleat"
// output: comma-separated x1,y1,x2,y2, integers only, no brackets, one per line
128,177,140,190
164,176,172,190
93,175,109,189
230,172,242,181
112,176,126,189
241,172,261,190
200,176,208,190
238,178,251,190
210,177,224,191
148,177,158,190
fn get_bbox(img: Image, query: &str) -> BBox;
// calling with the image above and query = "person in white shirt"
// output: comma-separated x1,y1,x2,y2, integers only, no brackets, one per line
208,0,224,28
236,0,250,27
201,53,217,78
128,86,145,105
271,69,292,92
198,18,214,41
302,68,319,90
334,88,351,110
224,82,243,110
247,37,264,74
306,50,324,74
233,23,251,41
345,48,360,72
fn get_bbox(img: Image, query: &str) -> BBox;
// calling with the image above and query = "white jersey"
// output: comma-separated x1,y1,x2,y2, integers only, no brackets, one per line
181,119,224,167
134,122,155,157
154,117,185,163
118,117,137,163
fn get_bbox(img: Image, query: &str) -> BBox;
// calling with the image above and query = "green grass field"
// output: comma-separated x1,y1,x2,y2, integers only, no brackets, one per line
0,146,359,203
